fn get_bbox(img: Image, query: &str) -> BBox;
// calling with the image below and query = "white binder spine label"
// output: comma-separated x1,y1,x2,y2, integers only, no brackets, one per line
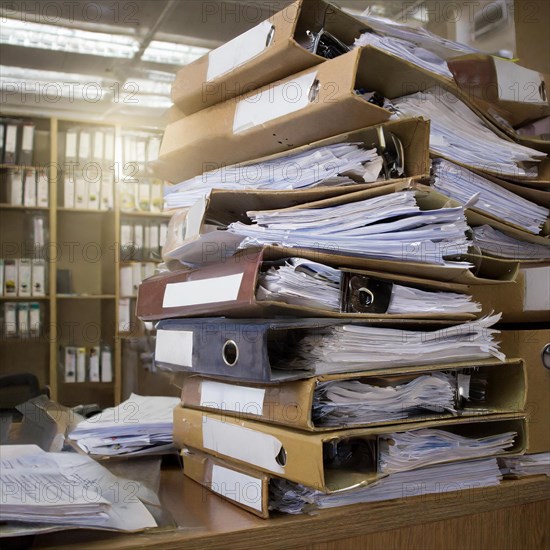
163,273,243,308
5,125,17,153
233,71,318,134
155,329,194,367
523,266,550,312
207,19,274,82
202,417,284,474
22,125,34,151
200,381,266,416
211,464,263,512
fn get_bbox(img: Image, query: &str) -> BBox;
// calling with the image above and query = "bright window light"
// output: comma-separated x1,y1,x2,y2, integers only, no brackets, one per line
141,40,209,65
123,78,173,96
0,18,139,58
125,95,173,109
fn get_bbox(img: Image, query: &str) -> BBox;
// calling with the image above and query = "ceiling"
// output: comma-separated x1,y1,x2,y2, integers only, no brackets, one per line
0,0,498,126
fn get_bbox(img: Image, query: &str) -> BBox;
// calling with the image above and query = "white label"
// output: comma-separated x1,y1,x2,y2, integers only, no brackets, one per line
207,19,274,82
523,266,550,312
211,464,263,512
233,71,317,134
200,380,265,416
5,125,17,153
202,417,284,473
22,125,34,151
155,329,194,367
163,273,243,308
101,349,113,382
76,348,86,382
66,131,77,159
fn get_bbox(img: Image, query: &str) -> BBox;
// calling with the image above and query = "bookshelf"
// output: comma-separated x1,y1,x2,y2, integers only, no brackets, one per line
0,113,167,407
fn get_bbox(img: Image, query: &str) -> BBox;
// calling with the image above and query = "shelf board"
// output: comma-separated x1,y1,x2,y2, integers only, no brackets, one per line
120,210,171,218
0,163,45,170
0,295,49,301
0,337,49,344
57,207,111,214
56,294,116,300
59,381,114,388
0,203,49,211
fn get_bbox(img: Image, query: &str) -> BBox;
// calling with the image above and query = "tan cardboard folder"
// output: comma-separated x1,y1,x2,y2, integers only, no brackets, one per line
156,47,392,183
180,359,526,431
182,448,271,518
138,247,482,322
499,328,550,454
171,0,367,116
174,407,526,491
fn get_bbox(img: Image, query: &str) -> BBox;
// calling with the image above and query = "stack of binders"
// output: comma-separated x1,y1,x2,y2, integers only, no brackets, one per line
138,0,550,517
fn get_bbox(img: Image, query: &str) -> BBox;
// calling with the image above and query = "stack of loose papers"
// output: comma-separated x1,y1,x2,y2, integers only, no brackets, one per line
164,143,382,209
228,191,471,265
269,458,502,514
313,372,456,427
354,32,453,78
472,225,550,260
432,159,549,234
0,445,157,532
70,394,180,457
283,314,503,374
500,452,550,477
257,257,481,314
392,87,546,177
379,429,517,473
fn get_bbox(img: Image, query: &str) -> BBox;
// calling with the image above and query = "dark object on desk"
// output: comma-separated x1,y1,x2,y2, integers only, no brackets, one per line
0,373,49,422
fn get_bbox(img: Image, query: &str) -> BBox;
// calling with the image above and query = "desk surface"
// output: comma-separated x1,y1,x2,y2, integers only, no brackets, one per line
32,466,550,550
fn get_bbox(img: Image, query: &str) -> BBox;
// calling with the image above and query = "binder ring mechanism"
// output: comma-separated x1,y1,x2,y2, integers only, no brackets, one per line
541,344,550,371
276,446,287,466
266,25,275,48
357,287,375,307
222,340,239,367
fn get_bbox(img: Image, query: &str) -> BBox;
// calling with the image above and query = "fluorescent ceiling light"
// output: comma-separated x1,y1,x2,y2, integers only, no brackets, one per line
141,40,209,65
124,95,173,109
123,78,173,96
0,18,139,58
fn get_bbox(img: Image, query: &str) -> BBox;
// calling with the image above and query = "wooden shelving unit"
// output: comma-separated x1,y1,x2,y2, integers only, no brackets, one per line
1,114,167,407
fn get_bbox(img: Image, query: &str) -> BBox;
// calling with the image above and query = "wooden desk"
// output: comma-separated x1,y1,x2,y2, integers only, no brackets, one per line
33,466,550,550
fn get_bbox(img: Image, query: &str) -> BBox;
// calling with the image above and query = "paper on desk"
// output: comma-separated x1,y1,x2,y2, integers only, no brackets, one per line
257,257,480,314
313,372,456,427
0,444,157,534
472,225,550,260
392,87,546,177
269,457,502,514
69,394,180,456
379,429,517,473
228,191,471,265
499,452,550,477
432,159,549,234
164,142,382,209
281,314,503,374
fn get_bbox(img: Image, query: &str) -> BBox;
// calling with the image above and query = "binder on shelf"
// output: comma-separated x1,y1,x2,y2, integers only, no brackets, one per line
6,168,23,205
17,302,29,336
23,169,36,207
19,123,35,165
138,182,150,212
180,359,526,431
104,131,115,164
157,47,393,183
0,259,3,296
64,175,75,208
31,259,46,297
36,169,48,207
118,298,131,332
120,265,133,297
4,303,17,337
78,130,91,163
88,179,100,210
74,177,87,209
100,174,114,210
29,302,40,337
174,407,526,491
4,259,17,296
3,122,18,164
499,328,550,454
17,258,32,297
100,345,113,383
138,248,481,321
92,130,104,163
89,346,101,382
150,182,163,213
131,263,142,295
65,129,78,163
76,347,87,382
64,346,77,383
182,449,270,518
171,0,366,116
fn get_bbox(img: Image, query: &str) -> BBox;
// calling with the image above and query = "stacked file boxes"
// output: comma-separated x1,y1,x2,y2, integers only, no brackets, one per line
138,0,550,515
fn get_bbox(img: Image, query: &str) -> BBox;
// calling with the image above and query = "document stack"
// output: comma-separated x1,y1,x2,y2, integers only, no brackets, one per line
138,0,548,517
